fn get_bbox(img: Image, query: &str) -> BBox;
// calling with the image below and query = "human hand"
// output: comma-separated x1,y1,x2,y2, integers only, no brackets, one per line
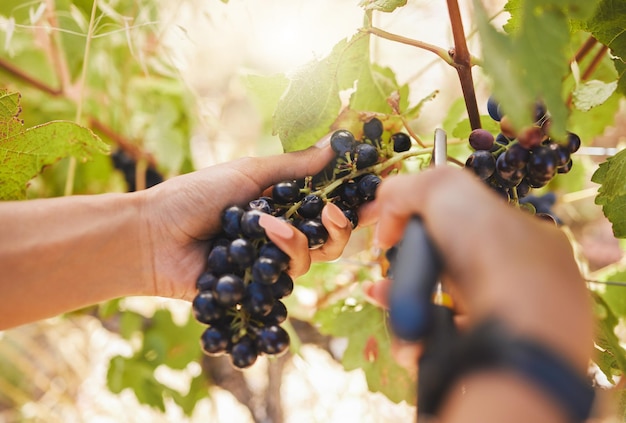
364,166,593,373
138,143,352,301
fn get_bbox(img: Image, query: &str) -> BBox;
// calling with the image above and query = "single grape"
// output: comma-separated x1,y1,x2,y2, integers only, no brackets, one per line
213,274,245,307
230,336,258,369
252,257,281,285
487,96,502,121
469,129,495,151
499,115,516,139
192,291,226,324
240,210,266,239
196,272,218,292
207,245,233,276
299,194,325,219
242,282,275,316
272,180,301,204
565,132,581,153
527,146,557,179
330,130,356,157
271,273,294,299
249,197,274,214
228,238,256,268
465,150,496,180
357,173,381,201
338,180,361,207
548,142,571,168
256,325,290,356
354,143,379,169
515,179,531,198
339,206,358,229
221,205,245,238
503,143,530,169
363,117,384,141
391,132,411,152
495,154,525,188
258,242,290,272
261,300,288,325
517,126,544,150
296,219,329,249
200,326,230,356
557,158,573,174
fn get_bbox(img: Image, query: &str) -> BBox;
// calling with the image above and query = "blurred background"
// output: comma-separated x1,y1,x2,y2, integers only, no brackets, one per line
0,0,624,422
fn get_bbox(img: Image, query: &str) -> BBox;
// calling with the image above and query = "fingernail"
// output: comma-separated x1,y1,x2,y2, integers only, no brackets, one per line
315,133,332,148
258,214,294,241
325,203,349,229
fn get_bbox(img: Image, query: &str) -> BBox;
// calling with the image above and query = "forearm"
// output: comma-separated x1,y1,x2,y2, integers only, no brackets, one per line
0,192,150,329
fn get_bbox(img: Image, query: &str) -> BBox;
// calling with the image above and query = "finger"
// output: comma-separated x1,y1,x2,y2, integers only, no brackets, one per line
355,199,380,228
310,203,352,262
258,213,311,278
363,278,392,309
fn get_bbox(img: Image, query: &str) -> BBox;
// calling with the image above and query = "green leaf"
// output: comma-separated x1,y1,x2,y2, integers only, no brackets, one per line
451,115,500,139
349,64,401,114
475,0,600,139
0,90,108,200
580,0,626,95
600,269,626,318
591,292,626,382
568,91,621,143
314,299,416,404
107,355,167,411
573,80,617,111
592,148,626,238
358,0,407,12
274,32,370,152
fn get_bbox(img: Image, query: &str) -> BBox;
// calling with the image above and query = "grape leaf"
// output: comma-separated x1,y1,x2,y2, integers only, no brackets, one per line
600,270,626,319
107,355,168,411
349,64,402,114
580,0,626,95
573,80,617,111
474,0,600,139
591,292,626,382
0,90,108,200
592,148,626,238
314,299,416,404
358,0,407,12
274,32,370,152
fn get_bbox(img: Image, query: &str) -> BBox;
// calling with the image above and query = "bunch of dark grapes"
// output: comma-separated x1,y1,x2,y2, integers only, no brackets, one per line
193,117,416,369
464,97,581,221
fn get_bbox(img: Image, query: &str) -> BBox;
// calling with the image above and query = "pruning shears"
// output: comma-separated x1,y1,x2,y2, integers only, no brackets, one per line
387,129,458,420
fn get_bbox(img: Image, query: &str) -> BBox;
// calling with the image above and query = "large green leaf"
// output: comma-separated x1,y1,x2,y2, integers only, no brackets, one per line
273,32,370,152
580,0,626,95
475,0,600,139
592,148,626,238
314,299,416,405
591,292,626,382
0,90,108,200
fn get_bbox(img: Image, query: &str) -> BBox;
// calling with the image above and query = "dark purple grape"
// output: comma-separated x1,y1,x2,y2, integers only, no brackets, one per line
272,180,301,204
469,129,495,151
192,291,226,324
392,132,411,152
207,245,233,275
487,96,502,121
503,143,530,169
565,132,581,153
228,238,256,268
495,154,525,188
516,179,531,198
271,273,294,299
548,143,571,167
465,150,496,180
196,272,218,292
200,326,230,356
240,210,266,239
363,117,384,141
495,133,511,145
354,143,379,169
252,257,281,285
258,242,290,271
249,197,274,214
339,206,358,229
256,325,290,356
330,130,356,157
242,282,275,316
213,274,245,307
261,300,288,325
221,206,244,239
296,219,329,249
557,158,573,174
230,336,258,369
527,146,557,179
299,194,325,219
338,180,361,207
357,173,381,201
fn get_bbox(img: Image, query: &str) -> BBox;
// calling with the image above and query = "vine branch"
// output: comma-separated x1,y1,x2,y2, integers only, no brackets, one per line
364,26,454,66
446,0,481,130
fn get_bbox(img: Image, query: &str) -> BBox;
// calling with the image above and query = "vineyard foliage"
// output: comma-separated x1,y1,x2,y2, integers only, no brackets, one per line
1,0,626,418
